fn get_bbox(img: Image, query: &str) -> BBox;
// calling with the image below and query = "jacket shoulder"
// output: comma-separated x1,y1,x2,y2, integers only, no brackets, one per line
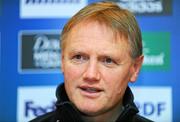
132,114,154,122
29,111,56,122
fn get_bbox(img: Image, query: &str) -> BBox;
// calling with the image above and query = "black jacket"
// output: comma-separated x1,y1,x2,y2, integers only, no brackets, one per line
30,84,153,122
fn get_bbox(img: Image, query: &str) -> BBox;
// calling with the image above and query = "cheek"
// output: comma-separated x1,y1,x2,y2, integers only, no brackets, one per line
104,76,128,105
102,68,130,97
64,64,83,99
63,63,84,82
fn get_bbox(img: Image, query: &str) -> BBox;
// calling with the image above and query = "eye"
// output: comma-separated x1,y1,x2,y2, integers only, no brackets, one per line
101,57,117,67
104,57,113,64
74,54,82,60
71,54,88,64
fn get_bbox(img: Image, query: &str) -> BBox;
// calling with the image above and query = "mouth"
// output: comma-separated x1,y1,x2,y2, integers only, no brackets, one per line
78,85,103,98
81,87,102,93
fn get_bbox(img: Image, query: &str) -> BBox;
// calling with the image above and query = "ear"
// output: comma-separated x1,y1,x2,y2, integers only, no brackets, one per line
129,55,144,82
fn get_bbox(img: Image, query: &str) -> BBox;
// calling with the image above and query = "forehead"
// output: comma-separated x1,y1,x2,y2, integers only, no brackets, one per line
64,21,131,57
67,20,129,44
72,21,112,38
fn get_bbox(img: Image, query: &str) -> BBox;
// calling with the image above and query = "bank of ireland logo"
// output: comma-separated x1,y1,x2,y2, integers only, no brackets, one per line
142,32,170,70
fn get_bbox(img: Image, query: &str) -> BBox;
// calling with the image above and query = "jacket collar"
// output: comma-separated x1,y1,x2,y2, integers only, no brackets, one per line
55,83,69,104
55,83,139,121
116,86,139,121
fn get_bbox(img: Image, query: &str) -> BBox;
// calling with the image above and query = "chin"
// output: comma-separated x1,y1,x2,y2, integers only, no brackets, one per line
77,105,104,116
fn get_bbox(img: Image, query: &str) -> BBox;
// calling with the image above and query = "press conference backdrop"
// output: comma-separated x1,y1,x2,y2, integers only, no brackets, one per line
0,0,179,122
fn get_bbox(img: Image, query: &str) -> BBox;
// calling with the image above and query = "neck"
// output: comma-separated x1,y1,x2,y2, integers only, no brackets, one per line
81,102,123,122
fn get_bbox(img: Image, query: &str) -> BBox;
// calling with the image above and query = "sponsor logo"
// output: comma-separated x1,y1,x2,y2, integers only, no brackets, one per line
110,0,172,15
17,86,56,122
142,32,170,70
25,100,55,118
20,0,87,18
131,86,172,122
18,30,61,73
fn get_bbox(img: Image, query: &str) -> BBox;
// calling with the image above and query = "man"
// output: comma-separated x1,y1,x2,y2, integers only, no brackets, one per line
31,1,153,122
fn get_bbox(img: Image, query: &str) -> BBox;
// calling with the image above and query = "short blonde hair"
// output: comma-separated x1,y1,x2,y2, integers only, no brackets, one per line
60,1,142,59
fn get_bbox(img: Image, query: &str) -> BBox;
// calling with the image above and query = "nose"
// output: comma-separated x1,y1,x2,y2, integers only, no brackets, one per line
83,59,100,82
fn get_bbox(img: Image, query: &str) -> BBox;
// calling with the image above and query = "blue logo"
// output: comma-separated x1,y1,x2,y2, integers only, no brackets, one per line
25,100,56,117
135,101,166,116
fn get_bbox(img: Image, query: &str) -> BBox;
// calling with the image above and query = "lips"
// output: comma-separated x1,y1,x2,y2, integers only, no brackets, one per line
81,87,101,93
79,85,103,94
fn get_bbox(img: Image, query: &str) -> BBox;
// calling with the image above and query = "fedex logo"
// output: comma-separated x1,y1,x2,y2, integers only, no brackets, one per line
17,86,57,122
25,100,56,117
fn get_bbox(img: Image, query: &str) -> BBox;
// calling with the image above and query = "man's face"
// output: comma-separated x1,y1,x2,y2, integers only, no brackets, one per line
61,21,141,116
